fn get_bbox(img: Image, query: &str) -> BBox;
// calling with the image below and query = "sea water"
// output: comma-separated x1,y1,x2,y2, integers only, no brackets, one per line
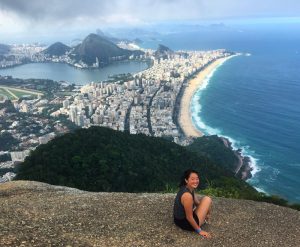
143,21,300,203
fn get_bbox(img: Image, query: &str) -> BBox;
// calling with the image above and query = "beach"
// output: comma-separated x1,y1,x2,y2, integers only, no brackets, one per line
178,56,235,138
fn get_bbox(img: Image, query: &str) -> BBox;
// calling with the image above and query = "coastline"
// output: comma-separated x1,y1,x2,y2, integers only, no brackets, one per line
219,137,253,180
178,55,235,138
178,54,255,180
177,53,255,181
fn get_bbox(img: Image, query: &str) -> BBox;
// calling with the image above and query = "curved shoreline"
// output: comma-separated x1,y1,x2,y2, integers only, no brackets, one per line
179,56,235,138
178,54,256,181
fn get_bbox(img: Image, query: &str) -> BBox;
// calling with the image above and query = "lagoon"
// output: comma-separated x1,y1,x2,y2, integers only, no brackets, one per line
0,61,148,85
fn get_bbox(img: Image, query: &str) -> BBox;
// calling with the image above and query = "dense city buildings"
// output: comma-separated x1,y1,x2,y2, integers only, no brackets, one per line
61,49,230,144
0,44,230,182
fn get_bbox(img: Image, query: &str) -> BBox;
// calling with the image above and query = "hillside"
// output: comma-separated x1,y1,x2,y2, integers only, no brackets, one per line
71,33,143,66
187,135,253,180
42,42,71,56
15,126,258,199
1,181,299,246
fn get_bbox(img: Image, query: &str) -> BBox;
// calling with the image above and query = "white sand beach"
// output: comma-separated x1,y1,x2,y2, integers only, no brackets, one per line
179,56,235,138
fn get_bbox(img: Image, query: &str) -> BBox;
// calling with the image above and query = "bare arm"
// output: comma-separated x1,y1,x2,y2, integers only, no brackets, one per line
181,192,199,230
181,192,212,239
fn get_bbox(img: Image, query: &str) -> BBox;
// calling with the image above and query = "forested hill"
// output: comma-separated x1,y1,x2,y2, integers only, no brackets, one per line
15,127,252,194
14,126,300,209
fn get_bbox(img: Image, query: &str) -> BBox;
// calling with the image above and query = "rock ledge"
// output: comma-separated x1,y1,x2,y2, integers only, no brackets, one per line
1,181,299,246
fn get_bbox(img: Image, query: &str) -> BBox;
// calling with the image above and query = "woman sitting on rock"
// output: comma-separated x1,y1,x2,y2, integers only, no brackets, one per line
173,169,212,238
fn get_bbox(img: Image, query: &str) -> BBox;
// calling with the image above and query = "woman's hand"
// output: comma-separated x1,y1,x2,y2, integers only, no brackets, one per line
199,230,211,239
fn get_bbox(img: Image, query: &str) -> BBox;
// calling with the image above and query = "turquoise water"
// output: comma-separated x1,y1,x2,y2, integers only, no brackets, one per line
143,23,300,203
0,61,148,85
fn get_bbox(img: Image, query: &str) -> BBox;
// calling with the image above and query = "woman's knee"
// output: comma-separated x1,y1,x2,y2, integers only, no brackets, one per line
202,196,212,204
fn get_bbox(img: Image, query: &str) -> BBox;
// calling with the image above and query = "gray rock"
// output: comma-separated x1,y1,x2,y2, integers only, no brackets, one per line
0,181,299,246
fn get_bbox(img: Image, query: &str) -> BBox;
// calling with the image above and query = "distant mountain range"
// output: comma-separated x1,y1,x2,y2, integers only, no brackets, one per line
43,33,144,67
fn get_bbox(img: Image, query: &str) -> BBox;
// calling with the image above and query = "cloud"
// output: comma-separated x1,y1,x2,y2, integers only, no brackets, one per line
1,0,300,25
1,0,300,42
0,0,300,21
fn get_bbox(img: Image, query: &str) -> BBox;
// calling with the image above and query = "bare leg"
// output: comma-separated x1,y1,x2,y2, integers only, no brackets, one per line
194,196,212,226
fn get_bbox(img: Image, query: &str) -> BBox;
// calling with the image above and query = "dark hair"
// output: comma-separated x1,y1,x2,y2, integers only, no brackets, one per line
179,169,199,187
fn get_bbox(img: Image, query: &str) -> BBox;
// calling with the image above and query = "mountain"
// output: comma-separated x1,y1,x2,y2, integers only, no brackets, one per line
70,33,144,66
15,126,258,197
42,42,71,56
154,44,174,59
0,43,10,55
1,181,300,246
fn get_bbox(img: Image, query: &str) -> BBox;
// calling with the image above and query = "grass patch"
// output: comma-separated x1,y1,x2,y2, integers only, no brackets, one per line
0,86,43,99
0,88,16,100
8,89,37,99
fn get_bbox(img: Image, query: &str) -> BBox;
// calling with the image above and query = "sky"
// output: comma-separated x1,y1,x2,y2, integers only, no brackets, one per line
1,0,300,43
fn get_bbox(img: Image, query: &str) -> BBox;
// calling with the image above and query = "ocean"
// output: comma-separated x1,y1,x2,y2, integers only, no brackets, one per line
142,21,300,203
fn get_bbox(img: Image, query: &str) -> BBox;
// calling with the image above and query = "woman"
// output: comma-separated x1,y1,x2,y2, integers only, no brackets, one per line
173,169,212,238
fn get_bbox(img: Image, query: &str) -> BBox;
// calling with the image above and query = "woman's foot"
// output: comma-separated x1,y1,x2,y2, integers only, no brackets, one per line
205,213,211,224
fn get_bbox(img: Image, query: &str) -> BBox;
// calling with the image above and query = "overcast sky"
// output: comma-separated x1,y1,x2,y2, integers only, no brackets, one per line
1,0,300,42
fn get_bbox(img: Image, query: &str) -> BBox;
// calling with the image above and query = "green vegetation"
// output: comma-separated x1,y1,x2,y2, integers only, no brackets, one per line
187,135,239,172
0,132,18,151
16,126,234,192
0,100,16,113
0,88,15,100
8,88,38,99
0,86,42,100
15,126,300,210
0,77,62,99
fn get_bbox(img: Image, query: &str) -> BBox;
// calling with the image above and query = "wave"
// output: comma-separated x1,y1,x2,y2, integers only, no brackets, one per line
253,186,268,194
190,57,262,179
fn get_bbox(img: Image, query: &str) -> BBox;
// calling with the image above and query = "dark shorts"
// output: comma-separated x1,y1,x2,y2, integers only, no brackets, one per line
174,212,199,232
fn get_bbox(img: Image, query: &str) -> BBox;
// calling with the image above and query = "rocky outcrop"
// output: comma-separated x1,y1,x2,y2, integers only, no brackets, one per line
1,181,299,246
220,137,253,180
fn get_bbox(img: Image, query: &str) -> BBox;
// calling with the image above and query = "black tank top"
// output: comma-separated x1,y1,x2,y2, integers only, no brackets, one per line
173,186,195,220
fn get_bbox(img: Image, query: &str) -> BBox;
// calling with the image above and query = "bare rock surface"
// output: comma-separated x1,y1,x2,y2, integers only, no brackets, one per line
1,181,300,247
